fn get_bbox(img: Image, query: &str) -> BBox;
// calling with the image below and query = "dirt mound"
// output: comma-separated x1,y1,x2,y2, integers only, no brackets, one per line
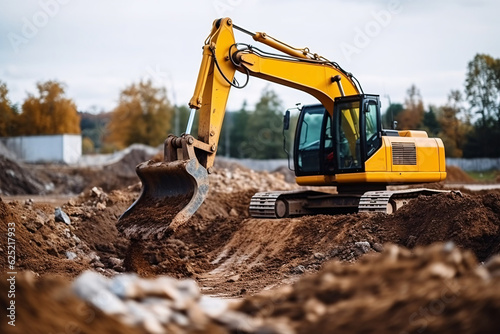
446,165,475,183
380,192,500,261
104,148,155,178
237,243,500,334
5,244,500,334
0,273,143,334
116,184,500,297
0,186,137,278
0,198,88,277
0,156,47,195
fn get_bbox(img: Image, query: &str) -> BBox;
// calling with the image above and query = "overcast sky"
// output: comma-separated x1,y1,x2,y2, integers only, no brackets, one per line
1,0,499,116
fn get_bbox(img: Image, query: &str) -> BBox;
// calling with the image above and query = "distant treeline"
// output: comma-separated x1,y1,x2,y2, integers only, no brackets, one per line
1,53,499,158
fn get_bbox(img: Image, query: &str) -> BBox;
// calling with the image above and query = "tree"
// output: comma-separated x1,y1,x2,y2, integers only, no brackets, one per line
242,88,286,159
465,54,500,126
0,82,19,136
18,81,80,135
80,110,111,153
383,103,403,129
422,107,441,137
170,105,198,137
224,101,251,158
437,90,471,157
463,54,500,157
106,80,173,149
395,85,425,130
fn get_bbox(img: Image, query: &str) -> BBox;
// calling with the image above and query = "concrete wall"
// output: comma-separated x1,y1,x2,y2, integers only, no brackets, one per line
446,158,500,172
0,135,82,164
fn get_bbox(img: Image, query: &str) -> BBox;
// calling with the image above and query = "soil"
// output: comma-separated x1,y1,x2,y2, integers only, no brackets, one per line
0,273,146,334
1,147,500,333
446,165,476,183
236,243,500,334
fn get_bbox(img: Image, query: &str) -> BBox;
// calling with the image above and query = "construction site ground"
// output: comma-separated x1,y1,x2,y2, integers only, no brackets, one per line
1,148,500,333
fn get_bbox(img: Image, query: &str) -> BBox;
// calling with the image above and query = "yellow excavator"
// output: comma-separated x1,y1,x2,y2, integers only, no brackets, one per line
118,18,447,239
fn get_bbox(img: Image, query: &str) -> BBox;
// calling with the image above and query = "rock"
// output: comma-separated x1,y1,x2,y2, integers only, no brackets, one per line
313,252,325,260
96,202,106,210
199,295,229,318
108,257,124,269
291,265,306,274
73,271,128,315
66,251,77,260
372,243,384,252
227,274,241,283
91,186,103,197
355,241,371,254
73,235,81,244
485,256,500,277
24,216,45,232
55,207,71,225
406,235,417,248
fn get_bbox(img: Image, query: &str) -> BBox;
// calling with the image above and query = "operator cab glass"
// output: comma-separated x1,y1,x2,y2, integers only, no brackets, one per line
293,94,382,176
294,105,332,175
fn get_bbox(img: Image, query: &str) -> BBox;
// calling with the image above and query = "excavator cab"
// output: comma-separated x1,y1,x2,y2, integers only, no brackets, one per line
294,94,382,177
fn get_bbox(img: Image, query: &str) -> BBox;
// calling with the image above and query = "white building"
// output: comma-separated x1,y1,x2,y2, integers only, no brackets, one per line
0,134,82,164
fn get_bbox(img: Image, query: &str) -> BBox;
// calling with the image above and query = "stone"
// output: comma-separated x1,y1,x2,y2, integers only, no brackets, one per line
55,207,71,225
355,241,371,254
66,251,77,260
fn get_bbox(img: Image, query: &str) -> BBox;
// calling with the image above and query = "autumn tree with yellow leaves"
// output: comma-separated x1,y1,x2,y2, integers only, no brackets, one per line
19,81,80,135
106,80,172,149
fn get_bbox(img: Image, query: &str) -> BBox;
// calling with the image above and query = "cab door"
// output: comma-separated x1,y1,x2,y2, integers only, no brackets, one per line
333,94,382,173
293,104,333,176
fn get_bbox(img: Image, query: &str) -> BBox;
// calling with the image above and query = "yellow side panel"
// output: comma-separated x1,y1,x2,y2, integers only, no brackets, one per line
364,138,390,172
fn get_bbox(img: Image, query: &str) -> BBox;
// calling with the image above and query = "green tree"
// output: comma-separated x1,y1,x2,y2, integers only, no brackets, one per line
465,54,500,126
242,88,286,159
422,107,441,137
383,103,403,129
80,110,111,152
0,82,19,136
227,101,252,158
107,80,173,149
463,54,500,157
170,105,198,137
19,81,80,135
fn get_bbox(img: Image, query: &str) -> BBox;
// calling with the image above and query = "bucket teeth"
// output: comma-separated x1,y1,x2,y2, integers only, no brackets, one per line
117,158,209,240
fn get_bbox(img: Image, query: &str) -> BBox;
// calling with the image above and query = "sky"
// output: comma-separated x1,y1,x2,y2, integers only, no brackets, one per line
1,0,499,116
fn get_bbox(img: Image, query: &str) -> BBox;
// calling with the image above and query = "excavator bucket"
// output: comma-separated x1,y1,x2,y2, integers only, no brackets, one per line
117,158,209,240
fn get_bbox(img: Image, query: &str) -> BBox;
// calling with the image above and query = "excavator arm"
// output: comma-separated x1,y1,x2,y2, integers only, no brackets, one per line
118,18,366,239
185,17,360,170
